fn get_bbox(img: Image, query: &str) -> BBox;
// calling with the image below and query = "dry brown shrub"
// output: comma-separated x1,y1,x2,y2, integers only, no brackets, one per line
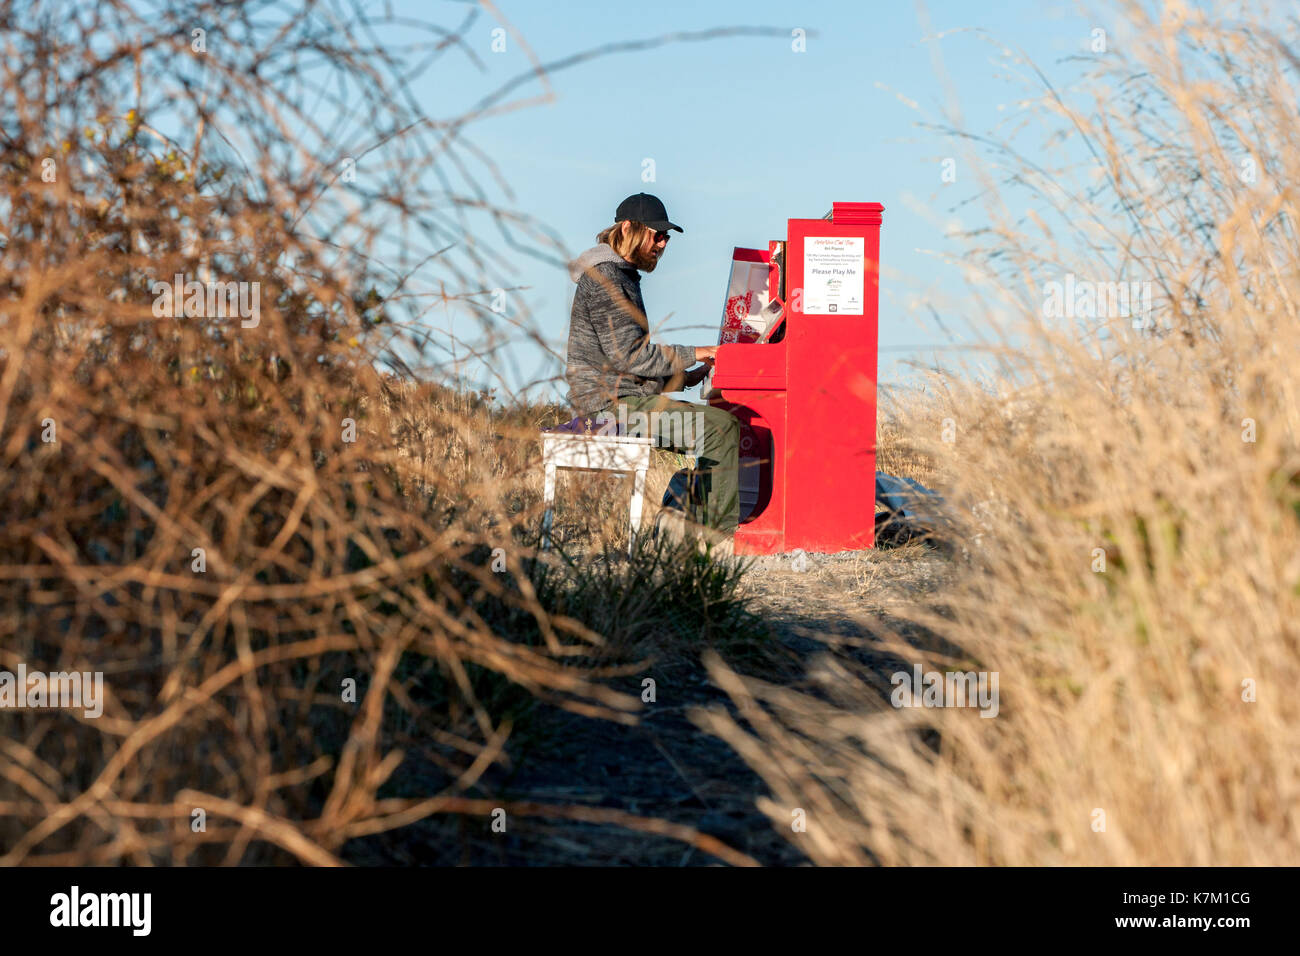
0,0,742,865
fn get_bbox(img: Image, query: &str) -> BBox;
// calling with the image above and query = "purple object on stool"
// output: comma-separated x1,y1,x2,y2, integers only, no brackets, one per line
544,413,629,436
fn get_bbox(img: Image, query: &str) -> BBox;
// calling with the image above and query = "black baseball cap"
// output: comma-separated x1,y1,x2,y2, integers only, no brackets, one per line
615,193,683,233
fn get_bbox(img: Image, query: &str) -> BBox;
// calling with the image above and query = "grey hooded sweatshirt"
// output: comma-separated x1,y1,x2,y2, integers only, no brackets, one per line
564,244,696,417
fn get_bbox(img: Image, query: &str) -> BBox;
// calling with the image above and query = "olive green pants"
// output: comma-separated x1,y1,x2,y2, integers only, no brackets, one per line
603,395,740,534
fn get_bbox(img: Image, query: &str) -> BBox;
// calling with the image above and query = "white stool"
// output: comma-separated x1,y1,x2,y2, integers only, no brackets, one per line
540,431,654,555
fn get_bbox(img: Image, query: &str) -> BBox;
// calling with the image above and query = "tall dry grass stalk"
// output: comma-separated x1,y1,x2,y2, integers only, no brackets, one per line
701,1,1300,865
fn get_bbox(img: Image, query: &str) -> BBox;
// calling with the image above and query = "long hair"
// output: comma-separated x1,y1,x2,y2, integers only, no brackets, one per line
597,220,655,260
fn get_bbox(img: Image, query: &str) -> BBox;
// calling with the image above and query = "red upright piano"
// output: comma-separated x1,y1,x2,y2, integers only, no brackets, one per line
706,201,884,555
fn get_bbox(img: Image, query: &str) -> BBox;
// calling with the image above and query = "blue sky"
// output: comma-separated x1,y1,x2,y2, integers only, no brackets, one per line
386,0,1119,402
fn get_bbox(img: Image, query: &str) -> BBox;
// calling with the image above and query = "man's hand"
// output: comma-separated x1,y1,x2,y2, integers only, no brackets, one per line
683,363,711,388
683,345,717,388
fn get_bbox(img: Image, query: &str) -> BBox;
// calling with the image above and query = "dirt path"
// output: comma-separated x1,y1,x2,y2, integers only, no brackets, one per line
344,543,950,866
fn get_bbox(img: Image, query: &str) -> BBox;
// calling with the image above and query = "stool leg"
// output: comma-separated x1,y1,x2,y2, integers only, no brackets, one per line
628,460,647,556
541,460,557,550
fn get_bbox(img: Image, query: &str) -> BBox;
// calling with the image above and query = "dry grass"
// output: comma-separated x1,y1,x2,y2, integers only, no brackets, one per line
874,415,943,488
370,374,690,552
0,1,754,866
697,2,1300,866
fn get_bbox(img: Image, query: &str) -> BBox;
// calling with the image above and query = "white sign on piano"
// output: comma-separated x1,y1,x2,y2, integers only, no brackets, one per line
803,236,865,315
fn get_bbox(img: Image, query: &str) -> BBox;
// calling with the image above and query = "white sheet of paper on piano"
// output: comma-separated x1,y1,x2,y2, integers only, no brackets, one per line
702,251,783,398
719,254,775,345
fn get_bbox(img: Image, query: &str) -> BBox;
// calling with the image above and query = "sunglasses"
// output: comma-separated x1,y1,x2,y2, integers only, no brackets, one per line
653,230,671,243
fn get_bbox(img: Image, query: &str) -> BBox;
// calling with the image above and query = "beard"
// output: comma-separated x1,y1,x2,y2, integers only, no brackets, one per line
629,246,661,272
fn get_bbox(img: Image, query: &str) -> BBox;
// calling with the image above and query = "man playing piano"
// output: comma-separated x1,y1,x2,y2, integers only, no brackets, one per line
565,192,740,550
